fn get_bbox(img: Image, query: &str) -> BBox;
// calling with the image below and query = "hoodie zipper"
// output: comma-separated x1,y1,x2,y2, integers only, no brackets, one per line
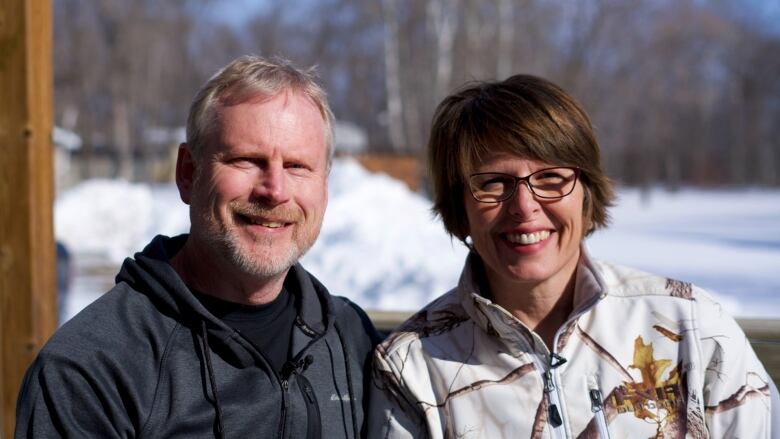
277,378,289,439
278,354,318,439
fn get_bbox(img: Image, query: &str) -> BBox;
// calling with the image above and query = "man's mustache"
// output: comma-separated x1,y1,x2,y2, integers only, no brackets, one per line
230,202,302,223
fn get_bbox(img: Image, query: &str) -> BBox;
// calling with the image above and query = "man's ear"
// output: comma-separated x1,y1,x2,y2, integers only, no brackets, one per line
176,143,196,205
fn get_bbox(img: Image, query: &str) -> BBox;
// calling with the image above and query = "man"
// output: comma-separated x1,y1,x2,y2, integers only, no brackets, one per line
16,55,379,438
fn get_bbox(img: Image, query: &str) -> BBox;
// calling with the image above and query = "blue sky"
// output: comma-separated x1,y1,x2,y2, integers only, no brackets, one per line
199,0,780,35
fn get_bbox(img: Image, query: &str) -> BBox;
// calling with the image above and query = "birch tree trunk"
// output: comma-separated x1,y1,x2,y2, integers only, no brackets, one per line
427,0,460,101
113,98,133,181
381,0,405,151
496,0,514,79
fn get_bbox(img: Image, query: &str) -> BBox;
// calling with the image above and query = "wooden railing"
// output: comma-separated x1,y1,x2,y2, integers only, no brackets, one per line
738,319,780,385
368,311,780,385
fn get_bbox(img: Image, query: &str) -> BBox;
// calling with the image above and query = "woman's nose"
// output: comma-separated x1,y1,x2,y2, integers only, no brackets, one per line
506,180,540,218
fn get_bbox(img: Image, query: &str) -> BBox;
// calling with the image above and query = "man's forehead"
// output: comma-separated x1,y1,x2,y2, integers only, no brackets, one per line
202,93,327,158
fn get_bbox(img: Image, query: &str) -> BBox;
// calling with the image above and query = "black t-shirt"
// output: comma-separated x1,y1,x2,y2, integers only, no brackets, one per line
194,288,296,373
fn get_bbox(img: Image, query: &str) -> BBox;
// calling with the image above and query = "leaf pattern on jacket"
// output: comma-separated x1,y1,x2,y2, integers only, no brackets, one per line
427,363,537,438
556,319,577,352
653,324,683,342
381,307,470,350
611,337,689,438
704,371,771,414
665,278,693,299
685,393,707,439
531,395,547,439
574,325,634,381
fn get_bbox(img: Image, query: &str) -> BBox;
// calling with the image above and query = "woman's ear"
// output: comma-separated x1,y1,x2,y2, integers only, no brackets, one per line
581,184,595,236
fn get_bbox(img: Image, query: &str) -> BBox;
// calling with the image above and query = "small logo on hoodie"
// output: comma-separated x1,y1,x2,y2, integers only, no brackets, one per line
330,393,352,402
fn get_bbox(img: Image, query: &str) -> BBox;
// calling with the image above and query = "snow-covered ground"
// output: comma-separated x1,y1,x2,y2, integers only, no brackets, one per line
56,157,780,321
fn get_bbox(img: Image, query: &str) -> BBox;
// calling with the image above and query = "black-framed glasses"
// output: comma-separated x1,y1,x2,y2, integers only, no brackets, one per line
468,167,580,203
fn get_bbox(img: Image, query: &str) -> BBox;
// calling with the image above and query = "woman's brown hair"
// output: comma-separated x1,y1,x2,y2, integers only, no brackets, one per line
427,74,615,242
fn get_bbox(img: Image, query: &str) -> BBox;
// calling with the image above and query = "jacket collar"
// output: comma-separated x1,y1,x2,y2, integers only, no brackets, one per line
456,245,607,350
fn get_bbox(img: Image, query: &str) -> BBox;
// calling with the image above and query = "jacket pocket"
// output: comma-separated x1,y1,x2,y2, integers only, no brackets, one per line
297,375,322,439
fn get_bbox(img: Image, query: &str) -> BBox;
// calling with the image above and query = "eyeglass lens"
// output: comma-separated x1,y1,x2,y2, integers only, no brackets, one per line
469,167,578,202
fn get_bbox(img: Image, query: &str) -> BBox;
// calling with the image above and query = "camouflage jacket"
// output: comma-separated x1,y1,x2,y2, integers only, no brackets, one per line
368,250,777,438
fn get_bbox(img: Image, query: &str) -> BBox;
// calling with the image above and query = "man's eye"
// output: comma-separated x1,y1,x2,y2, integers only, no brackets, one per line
231,158,255,167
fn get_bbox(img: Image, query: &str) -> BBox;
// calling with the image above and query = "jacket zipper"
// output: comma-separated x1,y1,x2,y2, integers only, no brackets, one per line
588,387,612,439
504,307,568,437
536,292,604,437
544,290,607,437
278,354,317,439
540,362,567,439
278,378,289,439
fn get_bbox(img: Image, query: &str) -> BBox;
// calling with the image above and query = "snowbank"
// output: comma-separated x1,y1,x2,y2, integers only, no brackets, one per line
55,158,780,318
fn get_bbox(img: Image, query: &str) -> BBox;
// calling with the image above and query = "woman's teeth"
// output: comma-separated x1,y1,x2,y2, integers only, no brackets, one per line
506,230,550,245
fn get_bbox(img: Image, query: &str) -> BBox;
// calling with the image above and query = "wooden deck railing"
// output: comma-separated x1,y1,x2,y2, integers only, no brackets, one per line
368,311,780,385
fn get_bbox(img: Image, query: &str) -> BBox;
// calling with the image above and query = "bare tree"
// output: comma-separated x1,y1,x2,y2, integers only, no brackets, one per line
53,0,780,187
427,0,460,100
382,0,406,152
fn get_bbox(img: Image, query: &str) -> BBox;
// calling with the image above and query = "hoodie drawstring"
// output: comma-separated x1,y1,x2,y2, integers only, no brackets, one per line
335,324,360,438
201,321,226,439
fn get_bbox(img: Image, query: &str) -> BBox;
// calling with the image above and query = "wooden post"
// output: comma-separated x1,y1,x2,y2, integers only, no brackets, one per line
0,0,57,437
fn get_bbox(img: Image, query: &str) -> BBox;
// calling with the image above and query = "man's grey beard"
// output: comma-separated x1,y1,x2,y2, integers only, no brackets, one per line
198,220,315,279
187,172,323,280
194,207,321,280
218,230,306,279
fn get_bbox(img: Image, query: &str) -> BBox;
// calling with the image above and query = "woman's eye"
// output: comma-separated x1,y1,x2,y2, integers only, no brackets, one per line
534,169,571,183
537,172,563,181
480,177,509,191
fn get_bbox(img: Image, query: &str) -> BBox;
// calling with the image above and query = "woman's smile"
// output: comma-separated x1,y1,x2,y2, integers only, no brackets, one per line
465,154,585,291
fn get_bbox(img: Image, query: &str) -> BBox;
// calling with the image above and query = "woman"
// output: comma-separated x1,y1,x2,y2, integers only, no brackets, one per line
368,75,777,438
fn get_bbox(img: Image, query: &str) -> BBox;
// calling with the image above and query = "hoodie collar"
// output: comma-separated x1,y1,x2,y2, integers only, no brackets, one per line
116,234,332,368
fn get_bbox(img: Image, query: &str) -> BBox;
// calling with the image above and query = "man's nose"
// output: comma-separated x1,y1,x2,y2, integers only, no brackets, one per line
253,164,290,205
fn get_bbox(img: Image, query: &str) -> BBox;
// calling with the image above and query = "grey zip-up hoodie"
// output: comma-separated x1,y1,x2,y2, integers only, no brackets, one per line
16,234,379,438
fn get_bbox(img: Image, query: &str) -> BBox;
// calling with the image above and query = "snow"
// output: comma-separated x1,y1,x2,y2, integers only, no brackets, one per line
55,157,780,320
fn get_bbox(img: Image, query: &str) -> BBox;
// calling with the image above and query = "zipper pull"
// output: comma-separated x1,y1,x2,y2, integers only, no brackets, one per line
282,379,289,391
281,355,313,379
589,388,603,413
549,352,567,369
548,403,563,427
300,354,313,372
543,370,555,393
